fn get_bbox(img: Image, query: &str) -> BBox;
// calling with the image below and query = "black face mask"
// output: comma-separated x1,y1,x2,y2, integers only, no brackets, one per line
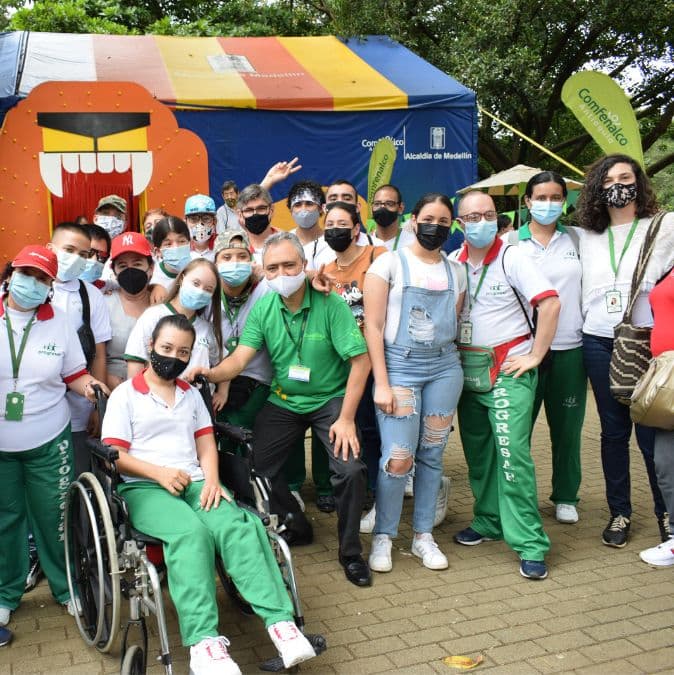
244,213,270,235
117,267,148,295
149,350,188,381
372,208,398,228
416,222,450,251
324,227,353,253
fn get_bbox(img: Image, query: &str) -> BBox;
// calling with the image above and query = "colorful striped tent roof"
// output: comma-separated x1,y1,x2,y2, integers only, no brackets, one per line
0,32,473,111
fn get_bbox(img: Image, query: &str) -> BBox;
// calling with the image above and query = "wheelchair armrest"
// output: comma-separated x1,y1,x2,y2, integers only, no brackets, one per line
87,438,119,464
214,421,253,446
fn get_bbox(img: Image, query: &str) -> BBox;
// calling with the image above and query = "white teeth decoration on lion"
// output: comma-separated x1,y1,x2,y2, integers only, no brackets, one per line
38,151,153,197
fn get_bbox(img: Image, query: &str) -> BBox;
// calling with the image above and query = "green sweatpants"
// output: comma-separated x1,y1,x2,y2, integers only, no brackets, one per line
457,371,550,561
118,480,293,646
531,347,586,505
217,381,333,496
0,425,74,609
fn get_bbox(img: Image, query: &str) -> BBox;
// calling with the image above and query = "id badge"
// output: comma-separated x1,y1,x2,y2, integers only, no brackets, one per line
226,336,239,353
459,321,473,345
5,391,24,421
288,365,311,382
605,290,622,314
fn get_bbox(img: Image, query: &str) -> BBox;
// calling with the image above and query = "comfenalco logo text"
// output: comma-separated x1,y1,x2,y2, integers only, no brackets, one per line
577,88,628,147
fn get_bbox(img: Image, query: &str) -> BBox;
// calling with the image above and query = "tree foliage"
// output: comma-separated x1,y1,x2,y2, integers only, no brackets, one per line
5,0,674,179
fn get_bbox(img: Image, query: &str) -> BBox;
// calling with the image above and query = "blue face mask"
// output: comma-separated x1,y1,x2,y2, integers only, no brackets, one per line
79,259,105,283
464,220,498,248
8,271,51,309
56,249,87,282
179,283,212,311
161,245,192,272
218,262,252,287
529,201,564,226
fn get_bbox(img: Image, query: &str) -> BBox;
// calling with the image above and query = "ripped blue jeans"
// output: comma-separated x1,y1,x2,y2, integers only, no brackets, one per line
374,344,463,537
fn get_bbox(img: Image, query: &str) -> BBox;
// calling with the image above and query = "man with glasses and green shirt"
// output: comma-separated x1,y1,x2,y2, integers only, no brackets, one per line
189,231,373,587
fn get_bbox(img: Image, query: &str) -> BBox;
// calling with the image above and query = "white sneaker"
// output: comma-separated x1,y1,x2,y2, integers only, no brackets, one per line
189,636,242,675
404,474,414,497
290,490,305,512
369,534,393,572
433,476,451,527
555,504,579,524
640,537,674,567
360,505,376,534
267,621,316,668
0,607,10,626
64,596,82,617
412,533,448,570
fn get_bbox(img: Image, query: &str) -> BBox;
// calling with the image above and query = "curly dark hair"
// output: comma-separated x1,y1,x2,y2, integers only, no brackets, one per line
286,180,325,209
575,154,658,233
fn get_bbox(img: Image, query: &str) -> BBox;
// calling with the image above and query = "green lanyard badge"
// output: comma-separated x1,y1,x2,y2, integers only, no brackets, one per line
4,305,37,421
282,308,311,382
607,218,639,286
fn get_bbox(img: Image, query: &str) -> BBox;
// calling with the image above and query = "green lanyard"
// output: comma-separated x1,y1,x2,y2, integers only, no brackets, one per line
391,228,403,251
607,218,639,284
281,308,309,365
221,291,242,335
4,305,37,388
464,263,489,311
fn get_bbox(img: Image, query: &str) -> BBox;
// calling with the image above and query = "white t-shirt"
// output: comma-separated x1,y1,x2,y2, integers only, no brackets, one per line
367,247,467,344
507,226,583,350
104,292,138,380
576,213,674,337
149,261,179,291
0,301,86,451
102,373,213,482
124,303,220,371
309,231,384,270
52,280,112,432
449,238,558,358
379,227,417,252
221,280,273,385
191,248,215,263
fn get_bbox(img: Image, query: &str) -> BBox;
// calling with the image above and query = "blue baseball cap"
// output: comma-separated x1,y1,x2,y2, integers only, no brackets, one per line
185,194,216,215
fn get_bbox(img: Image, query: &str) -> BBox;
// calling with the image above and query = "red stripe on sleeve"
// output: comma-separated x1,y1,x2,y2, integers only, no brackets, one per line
530,290,558,306
102,437,131,450
63,369,89,384
194,426,214,439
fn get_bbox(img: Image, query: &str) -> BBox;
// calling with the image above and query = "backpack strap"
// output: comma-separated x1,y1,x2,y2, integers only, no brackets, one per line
78,280,91,326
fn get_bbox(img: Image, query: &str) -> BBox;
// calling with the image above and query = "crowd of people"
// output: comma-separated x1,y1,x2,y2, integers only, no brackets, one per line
0,153,672,673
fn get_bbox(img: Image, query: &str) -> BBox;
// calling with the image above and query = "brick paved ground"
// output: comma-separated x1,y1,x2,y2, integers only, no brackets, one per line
2,396,673,674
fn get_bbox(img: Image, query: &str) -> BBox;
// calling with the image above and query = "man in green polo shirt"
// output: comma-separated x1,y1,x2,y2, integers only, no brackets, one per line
196,231,373,587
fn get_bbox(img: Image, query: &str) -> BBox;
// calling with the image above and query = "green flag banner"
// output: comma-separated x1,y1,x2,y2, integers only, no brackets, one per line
561,71,644,166
367,138,397,214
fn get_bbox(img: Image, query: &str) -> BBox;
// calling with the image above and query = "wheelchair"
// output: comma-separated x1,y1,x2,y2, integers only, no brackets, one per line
64,381,326,674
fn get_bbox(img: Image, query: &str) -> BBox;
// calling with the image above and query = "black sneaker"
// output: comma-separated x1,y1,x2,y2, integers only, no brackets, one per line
602,515,631,547
316,495,336,513
658,513,671,543
25,547,43,593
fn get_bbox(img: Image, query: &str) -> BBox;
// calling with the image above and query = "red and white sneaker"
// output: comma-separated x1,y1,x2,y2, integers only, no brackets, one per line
189,636,242,675
268,621,316,668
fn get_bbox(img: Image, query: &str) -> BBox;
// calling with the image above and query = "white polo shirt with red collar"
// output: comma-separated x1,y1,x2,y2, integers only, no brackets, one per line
0,300,87,452
101,371,213,483
450,237,558,358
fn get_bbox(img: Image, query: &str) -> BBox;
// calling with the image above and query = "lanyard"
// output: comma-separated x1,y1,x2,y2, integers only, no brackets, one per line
281,308,309,364
608,218,639,282
391,228,403,251
4,305,37,387
464,263,489,311
221,292,242,335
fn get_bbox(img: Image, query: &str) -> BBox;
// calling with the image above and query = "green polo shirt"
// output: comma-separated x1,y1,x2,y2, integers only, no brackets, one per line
239,281,367,414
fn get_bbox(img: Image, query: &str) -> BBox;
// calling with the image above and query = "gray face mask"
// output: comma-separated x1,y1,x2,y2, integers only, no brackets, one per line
292,209,320,229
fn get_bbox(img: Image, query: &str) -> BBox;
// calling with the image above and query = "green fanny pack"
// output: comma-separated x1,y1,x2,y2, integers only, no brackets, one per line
458,345,498,393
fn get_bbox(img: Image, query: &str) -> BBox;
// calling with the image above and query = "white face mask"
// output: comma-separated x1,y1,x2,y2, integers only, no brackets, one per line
56,249,87,282
95,215,125,238
267,270,306,298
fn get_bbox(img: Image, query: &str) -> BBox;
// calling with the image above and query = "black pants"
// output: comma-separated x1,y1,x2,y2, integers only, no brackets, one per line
252,398,367,557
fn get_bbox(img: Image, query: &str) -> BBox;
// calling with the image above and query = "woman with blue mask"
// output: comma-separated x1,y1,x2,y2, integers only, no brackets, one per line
0,245,108,633
148,216,194,303
125,259,224,395
508,171,585,526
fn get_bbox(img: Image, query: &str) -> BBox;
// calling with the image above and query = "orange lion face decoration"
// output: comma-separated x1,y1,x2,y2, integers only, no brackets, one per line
0,81,209,263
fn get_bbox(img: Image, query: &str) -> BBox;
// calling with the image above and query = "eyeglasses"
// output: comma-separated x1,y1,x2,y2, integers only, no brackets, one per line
88,249,109,264
458,210,498,223
240,205,271,217
186,214,215,225
372,200,399,209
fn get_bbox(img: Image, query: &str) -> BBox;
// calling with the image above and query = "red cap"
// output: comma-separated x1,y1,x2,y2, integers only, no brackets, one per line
110,232,152,261
12,245,58,279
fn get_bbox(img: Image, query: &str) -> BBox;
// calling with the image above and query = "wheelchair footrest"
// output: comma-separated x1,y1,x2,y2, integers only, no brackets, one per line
259,634,327,672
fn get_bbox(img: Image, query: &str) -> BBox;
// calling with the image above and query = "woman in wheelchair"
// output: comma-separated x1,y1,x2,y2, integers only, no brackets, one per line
101,314,316,675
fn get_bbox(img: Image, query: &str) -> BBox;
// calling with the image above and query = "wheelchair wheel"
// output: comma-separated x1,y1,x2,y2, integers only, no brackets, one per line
64,472,120,653
121,644,146,675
